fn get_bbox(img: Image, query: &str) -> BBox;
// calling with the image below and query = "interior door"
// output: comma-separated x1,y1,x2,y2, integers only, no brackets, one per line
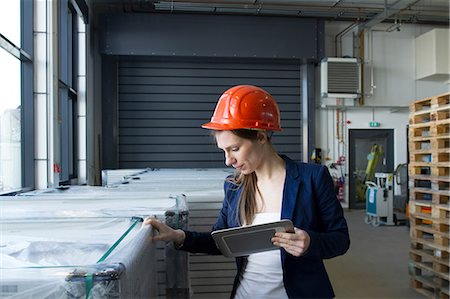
349,129,394,209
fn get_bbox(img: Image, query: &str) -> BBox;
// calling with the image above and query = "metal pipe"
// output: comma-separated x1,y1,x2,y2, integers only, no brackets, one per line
358,30,364,106
334,21,359,57
369,29,375,96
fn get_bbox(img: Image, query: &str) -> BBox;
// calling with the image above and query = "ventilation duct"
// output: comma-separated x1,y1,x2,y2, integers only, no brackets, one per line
321,57,361,99
415,28,450,81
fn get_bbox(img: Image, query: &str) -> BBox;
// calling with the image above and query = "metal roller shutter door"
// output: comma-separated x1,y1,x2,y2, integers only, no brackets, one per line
118,57,302,169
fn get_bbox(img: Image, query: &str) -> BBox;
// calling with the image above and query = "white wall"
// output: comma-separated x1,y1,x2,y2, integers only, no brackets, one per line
323,21,449,106
317,21,449,207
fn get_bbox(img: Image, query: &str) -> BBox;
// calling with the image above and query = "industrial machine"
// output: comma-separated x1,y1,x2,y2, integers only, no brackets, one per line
365,172,396,227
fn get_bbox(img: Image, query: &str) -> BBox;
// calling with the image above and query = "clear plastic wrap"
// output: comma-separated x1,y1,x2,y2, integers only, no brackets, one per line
0,194,188,298
102,168,232,189
7,193,187,222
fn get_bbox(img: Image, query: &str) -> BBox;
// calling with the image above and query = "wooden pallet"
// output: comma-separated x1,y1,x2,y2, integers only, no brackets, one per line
409,107,450,125
409,136,450,153
410,188,450,203
409,163,450,178
409,92,450,299
410,221,449,248
431,119,450,137
410,265,450,299
409,118,450,138
410,93,450,113
410,149,450,164
410,197,450,214
411,248,450,277
433,94,450,110
410,175,450,193
435,108,450,123
410,211,450,232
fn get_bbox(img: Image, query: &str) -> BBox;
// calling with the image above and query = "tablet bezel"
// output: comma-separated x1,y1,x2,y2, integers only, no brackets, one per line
211,219,294,258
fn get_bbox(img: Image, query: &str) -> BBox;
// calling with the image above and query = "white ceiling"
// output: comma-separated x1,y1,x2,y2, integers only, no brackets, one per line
93,0,449,25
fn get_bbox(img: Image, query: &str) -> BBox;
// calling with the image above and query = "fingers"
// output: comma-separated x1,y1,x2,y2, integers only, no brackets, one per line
144,217,168,232
143,217,166,241
277,243,304,257
273,228,306,243
272,227,310,257
144,216,159,227
143,217,181,243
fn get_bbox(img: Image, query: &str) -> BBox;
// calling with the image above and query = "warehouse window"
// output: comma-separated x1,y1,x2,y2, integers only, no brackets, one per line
0,0,32,193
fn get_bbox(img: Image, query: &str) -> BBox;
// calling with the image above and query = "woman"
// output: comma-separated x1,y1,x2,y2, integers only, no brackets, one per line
144,85,350,298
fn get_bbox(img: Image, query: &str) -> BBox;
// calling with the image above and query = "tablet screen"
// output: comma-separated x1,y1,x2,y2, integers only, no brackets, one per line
224,228,277,253
211,219,294,257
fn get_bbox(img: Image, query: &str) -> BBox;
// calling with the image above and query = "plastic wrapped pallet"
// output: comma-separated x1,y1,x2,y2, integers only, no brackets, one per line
0,215,155,299
0,195,189,298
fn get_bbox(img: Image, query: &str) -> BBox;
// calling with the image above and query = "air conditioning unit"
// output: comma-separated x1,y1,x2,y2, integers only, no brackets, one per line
321,57,361,99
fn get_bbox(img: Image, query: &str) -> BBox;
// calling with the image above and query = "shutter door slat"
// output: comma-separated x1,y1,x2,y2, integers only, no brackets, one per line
119,118,301,128
119,135,301,145
119,127,301,137
120,93,301,103
119,67,298,79
119,76,300,86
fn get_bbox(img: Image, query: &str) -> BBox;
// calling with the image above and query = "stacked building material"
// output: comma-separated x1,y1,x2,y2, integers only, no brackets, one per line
5,192,188,299
408,92,450,299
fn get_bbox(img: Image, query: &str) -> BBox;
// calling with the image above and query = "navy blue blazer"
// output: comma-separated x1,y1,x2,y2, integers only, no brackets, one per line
181,155,350,298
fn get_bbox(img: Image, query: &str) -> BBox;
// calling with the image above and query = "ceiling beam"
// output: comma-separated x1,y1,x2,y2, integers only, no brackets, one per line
357,0,421,32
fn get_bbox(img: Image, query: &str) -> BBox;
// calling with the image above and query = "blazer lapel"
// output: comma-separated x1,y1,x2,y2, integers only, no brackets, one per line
281,156,301,221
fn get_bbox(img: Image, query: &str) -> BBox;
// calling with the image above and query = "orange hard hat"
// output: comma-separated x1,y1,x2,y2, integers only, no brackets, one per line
201,85,282,131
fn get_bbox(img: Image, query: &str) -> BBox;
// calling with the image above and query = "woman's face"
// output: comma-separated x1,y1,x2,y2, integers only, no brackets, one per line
215,130,265,174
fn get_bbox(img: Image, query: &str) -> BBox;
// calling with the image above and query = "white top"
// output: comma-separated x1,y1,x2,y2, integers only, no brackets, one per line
234,213,289,299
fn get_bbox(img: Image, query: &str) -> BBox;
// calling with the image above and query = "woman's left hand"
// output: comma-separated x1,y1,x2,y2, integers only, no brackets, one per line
272,227,311,257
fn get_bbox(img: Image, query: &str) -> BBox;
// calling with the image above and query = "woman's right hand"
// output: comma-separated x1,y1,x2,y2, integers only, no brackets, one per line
144,217,186,246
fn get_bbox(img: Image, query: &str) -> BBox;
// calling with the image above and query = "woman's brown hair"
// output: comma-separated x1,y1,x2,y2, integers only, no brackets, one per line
216,129,271,225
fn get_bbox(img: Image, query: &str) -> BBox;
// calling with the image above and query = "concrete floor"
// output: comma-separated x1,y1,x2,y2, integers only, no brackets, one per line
325,209,426,299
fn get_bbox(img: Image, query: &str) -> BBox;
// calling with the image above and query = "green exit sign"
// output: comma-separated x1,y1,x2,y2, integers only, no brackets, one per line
370,121,380,127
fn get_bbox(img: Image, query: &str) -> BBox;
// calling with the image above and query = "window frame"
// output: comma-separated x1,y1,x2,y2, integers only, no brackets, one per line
0,0,33,194
21,0,34,191
59,0,80,184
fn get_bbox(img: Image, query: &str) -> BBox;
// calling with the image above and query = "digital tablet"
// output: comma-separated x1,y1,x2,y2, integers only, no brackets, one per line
211,219,294,258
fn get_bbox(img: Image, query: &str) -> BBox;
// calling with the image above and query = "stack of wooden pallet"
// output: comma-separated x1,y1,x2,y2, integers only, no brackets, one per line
408,92,450,299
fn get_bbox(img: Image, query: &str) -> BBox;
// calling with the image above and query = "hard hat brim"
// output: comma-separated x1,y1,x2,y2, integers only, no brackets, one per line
201,121,282,131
